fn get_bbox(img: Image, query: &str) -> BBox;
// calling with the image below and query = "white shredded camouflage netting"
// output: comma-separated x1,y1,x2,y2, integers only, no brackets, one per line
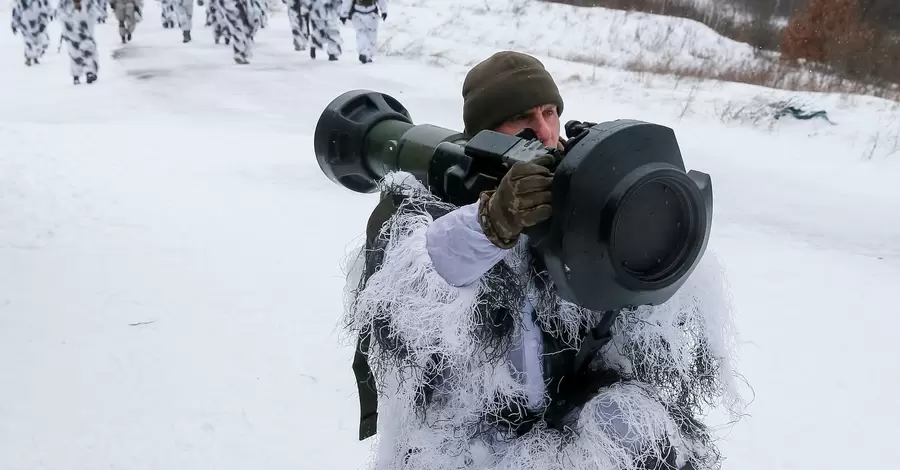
340,171,744,470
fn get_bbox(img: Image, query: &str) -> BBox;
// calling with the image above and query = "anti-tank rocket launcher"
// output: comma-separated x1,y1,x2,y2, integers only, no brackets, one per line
313,89,714,312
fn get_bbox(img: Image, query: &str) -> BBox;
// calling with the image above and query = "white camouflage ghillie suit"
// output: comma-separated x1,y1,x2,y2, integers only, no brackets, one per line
307,0,341,60
10,0,54,66
57,0,99,84
222,0,265,64
342,170,745,470
109,0,142,43
158,0,176,28
338,0,385,64
282,0,309,51
174,0,198,42
205,0,231,44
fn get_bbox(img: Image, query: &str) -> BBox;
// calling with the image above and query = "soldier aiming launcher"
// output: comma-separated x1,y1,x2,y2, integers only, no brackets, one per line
314,89,714,312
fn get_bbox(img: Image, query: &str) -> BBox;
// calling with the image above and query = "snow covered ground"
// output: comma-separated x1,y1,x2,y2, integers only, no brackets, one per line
1,1,899,470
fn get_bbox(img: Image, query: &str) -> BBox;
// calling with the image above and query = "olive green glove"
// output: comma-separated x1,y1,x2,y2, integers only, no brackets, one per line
478,154,555,249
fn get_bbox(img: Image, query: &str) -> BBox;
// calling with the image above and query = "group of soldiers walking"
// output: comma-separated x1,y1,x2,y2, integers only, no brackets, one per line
9,0,390,84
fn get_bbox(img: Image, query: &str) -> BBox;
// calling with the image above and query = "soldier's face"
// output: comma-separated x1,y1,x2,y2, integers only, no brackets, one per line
494,104,561,148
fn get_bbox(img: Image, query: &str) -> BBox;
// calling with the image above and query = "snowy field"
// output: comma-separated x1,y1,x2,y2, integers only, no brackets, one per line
381,0,764,71
2,1,899,469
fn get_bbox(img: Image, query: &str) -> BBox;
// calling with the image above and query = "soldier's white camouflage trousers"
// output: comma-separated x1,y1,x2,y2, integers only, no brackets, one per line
113,0,140,36
175,0,193,32
59,2,99,77
309,0,341,57
222,0,263,62
351,9,378,59
97,0,109,22
159,0,176,26
206,0,231,43
10,0,53,60
285,0,309,50
23,31,51,60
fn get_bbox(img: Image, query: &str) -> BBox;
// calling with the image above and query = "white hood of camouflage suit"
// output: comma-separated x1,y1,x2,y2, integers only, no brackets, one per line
341,171,745,470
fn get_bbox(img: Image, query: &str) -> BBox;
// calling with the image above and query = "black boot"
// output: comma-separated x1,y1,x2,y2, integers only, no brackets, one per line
127,32,132,41
310,47,316,59
33,58,39,65
121,34,127,43
328,54,338,61
86,72,97,84
224,36,230,45
73,76,80,85
25,58,32,66
183,30,191,43
234,56,249,65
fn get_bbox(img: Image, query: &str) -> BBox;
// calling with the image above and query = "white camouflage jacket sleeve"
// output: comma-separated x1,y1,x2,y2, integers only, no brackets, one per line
376,0,386,15
425,201,506,287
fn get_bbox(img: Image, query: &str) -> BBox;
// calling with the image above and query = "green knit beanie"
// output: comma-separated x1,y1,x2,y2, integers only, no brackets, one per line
462,51,564,136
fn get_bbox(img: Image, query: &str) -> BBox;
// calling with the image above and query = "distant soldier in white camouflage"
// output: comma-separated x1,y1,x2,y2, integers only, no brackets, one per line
205,0,231,44
282,0,309,51
308,0,341,61
222,0,265,64
339,0,385,64
10,0,54,66
159,0,176,28
109,0,141,43
175,0,202,43
57,0,99,84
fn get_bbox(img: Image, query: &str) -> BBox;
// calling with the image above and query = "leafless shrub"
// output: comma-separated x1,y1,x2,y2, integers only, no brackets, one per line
678,77,702,120
715,97,809,128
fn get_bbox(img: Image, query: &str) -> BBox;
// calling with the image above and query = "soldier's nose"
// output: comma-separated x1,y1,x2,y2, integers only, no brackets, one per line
533,116,554,147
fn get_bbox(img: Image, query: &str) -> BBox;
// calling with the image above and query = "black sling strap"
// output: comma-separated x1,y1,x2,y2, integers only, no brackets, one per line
353,194,404,441
353,328,378,440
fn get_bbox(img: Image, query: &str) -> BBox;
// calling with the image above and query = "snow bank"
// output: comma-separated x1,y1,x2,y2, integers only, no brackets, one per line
378,0,761,73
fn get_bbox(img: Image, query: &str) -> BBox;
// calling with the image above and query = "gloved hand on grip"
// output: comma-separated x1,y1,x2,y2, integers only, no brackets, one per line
478,154,555,249
340,16,347,24
381,12,386,20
